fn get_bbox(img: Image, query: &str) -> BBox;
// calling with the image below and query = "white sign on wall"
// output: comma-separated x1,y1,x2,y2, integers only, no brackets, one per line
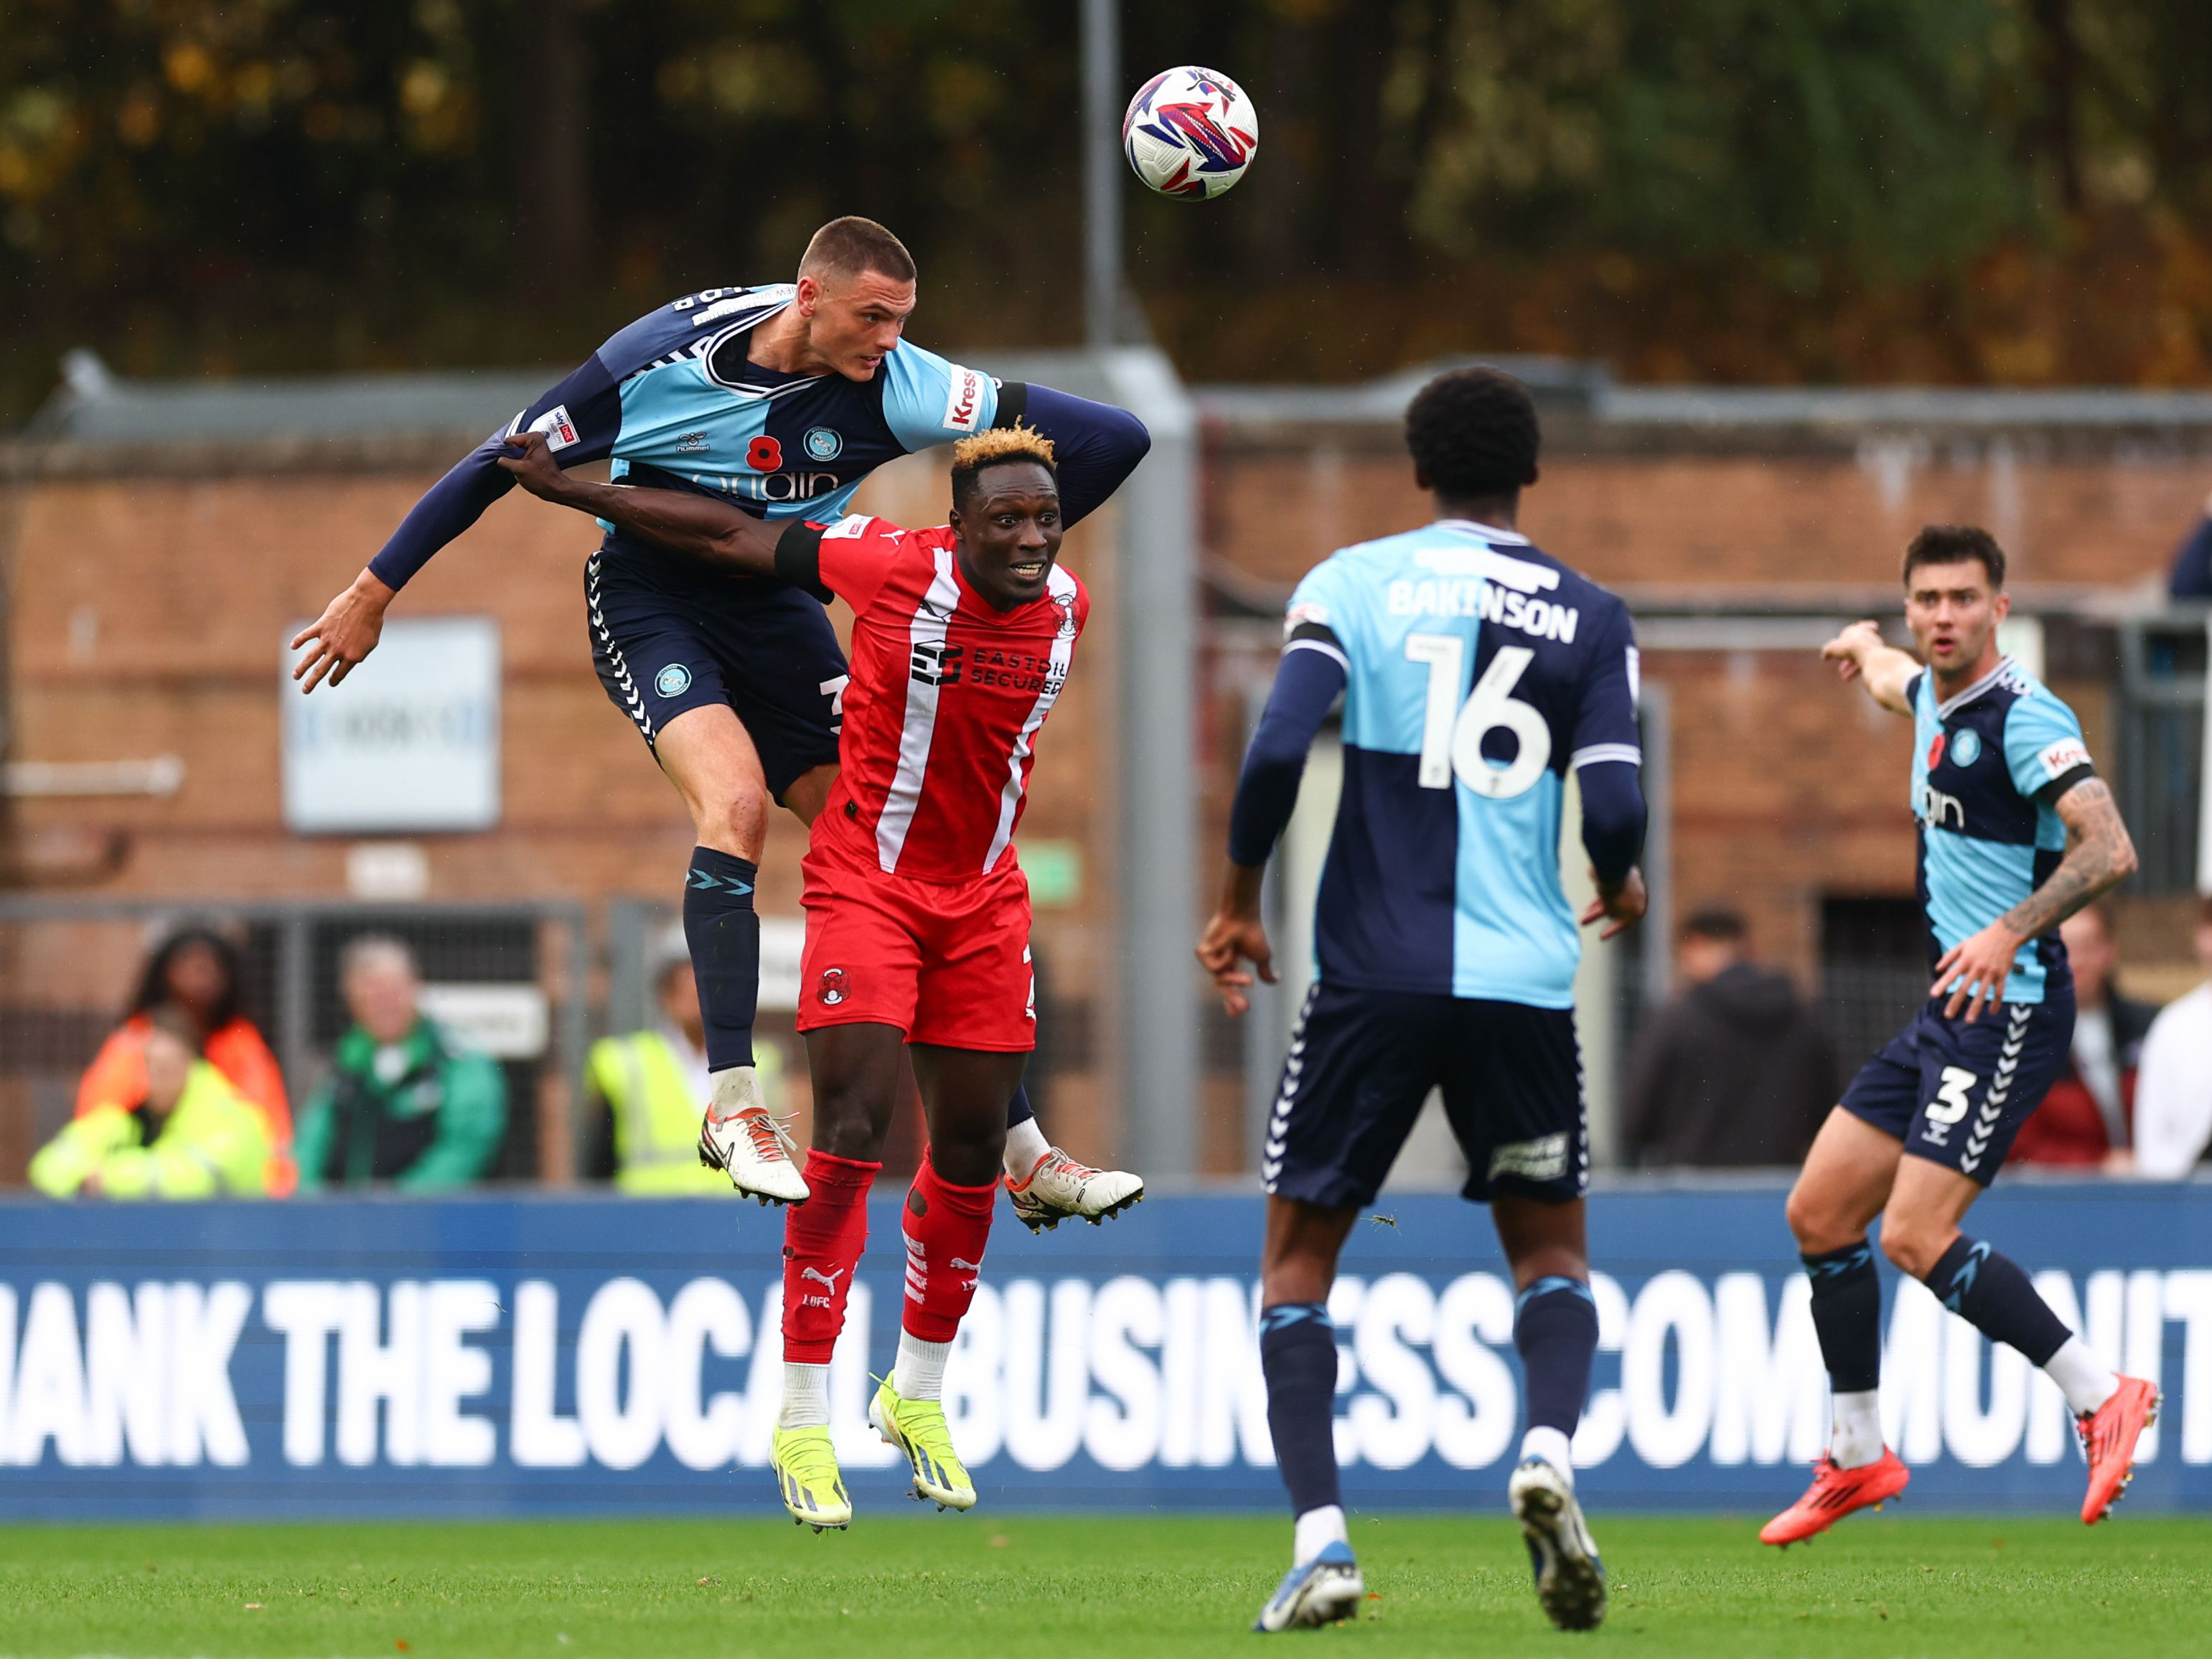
282,618,501,833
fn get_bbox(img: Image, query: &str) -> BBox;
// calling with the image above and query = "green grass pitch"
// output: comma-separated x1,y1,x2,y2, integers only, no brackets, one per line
4,1513,2208,1658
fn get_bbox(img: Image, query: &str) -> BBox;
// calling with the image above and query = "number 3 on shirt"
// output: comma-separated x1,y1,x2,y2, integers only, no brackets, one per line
1405,634,1551,799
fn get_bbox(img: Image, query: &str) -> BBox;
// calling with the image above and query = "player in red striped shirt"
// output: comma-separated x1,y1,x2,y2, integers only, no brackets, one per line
500,424,1107,1527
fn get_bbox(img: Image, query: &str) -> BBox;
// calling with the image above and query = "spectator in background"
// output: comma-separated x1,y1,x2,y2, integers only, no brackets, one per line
75,925,292,1190
294,936,506,1191
33,1005,271,1198
1620,908,1837,1167
2172,492,2212,598
583,933,777,1193
2010,904,2156,1168
2132,897,2212,1179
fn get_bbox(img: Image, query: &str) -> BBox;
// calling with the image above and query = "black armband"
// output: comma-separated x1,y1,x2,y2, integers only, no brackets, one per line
2036,763,2099,807
993,381,1029,427
774,521,830,601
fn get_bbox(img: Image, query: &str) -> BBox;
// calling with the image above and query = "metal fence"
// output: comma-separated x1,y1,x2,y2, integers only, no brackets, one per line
0,897,587,1186
2119,611,2208,894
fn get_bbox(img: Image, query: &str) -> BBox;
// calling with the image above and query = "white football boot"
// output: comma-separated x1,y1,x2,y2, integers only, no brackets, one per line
1509,1457,1607,1631
1252,1541,1363,1632
1005,1148,1144,1231
697,1067,810,1205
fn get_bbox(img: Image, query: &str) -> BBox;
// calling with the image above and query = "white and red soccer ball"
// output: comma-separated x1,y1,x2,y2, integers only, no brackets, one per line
1123,66,1259,199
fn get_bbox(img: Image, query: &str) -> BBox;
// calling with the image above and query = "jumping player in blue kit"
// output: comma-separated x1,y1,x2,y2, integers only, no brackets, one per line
1765,525,2157,1547
1197,368,1647,1634
292,217,1146,1226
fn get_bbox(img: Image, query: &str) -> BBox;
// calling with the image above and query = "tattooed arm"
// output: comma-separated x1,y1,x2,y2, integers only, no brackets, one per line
1931,778,2140,1022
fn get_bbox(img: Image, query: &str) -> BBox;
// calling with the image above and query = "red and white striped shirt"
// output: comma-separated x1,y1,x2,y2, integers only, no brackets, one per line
794,515,1087,883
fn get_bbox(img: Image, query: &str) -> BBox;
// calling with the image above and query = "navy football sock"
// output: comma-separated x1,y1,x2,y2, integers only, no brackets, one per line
1922,1235,2071,1366
1514,1277,1599,1438
1803,1242,1883,1394
683,846,759,1071
1006,1083,1036,1130
1259,1303,1342,1517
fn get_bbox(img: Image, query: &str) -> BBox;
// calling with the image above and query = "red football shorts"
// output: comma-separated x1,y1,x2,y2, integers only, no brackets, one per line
797,845,1035,1051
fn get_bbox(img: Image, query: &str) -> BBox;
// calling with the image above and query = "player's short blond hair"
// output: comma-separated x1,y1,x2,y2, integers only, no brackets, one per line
951,425,1056,470
950,424,1058,510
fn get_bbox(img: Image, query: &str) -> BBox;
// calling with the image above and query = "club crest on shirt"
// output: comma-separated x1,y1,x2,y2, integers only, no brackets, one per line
1950,728,1982,767
803,426,844,461
818,968,850,1007
1051,590,1078,639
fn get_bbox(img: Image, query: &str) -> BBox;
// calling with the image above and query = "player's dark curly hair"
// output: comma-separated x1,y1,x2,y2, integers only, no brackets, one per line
1902,525,2007,591
1404,367,1542,500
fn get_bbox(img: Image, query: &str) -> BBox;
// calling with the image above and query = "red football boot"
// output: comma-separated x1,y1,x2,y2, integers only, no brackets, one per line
1758,1449,1911,1546
2079,1375,2160,1525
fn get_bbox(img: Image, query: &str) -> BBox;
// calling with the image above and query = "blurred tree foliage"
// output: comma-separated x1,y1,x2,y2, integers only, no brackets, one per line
4,0,2212,423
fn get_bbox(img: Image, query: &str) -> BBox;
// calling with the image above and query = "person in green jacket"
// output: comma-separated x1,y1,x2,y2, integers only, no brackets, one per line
32,1005,271,1199
294,935,507,1191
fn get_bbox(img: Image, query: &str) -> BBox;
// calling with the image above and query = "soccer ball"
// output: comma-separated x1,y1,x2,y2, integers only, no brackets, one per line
1123,66,1259,199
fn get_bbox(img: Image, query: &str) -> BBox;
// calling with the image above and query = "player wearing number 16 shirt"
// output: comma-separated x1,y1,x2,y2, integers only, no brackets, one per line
1197,368,1646,1635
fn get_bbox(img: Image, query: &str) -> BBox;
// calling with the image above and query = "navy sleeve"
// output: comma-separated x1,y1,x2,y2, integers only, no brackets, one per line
1577,758,1646,890
1227,637,1347,868
2171,513,2212,599
997,382,1150,528
367,353,622,590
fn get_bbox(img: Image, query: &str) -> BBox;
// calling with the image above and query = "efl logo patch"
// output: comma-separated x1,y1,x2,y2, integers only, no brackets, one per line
1284,599,1330,639
941,365,985,433
1488,1133,1570,1183
2038,738,2091,781
530,405,581,451
822,515,874,540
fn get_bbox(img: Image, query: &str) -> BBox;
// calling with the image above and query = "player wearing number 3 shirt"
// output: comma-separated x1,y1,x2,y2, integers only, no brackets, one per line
497,423,1100,1530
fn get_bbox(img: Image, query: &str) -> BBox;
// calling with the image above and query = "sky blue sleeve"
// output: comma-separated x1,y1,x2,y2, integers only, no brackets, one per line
2002,687,2095,802
881,340,999,451
1285,558,1358,656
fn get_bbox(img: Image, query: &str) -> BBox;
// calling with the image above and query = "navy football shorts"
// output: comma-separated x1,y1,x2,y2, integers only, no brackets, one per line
584,536,845,800
1838,986,2076,1185
1263,982,1589,1210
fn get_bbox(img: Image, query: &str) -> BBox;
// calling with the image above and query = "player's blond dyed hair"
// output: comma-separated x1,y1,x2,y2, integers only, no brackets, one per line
950,423,1059,511
950,424,1057,470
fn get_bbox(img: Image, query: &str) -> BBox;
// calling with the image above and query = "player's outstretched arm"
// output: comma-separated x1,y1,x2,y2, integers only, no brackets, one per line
1932,778,2139,1022
1196,637,1346,1015
495,431,783,575
1820,619,1918,714
999,385,1150,527
293,351,619,692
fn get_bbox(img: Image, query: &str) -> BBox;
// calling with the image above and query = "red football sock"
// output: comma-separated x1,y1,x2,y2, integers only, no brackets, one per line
781,1150,880,1364
901,1150,998,1343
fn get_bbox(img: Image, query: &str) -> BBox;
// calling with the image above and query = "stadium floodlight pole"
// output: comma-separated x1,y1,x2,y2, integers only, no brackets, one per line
1082,0,1123,349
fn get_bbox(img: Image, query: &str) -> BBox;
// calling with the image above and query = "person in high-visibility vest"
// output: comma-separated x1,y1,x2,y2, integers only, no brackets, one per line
584,944,776,1194
32,1005,271,1200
